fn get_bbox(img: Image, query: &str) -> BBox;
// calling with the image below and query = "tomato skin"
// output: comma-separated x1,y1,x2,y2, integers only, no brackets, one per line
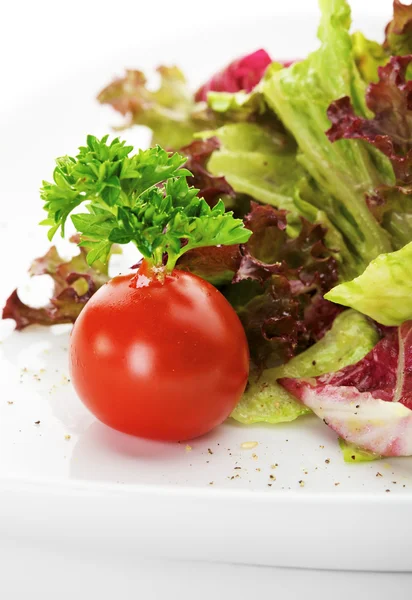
69,268,249,441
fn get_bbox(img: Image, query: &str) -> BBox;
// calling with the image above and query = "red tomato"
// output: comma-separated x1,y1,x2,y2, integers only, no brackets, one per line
69,265,249,441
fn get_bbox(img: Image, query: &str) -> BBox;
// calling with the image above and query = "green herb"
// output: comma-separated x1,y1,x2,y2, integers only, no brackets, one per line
41,135,251,270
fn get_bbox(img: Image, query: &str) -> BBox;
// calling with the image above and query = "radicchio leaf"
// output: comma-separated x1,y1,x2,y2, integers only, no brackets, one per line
303,295,343,342
280,322,412,457
2,237,110,330
194,49,272,102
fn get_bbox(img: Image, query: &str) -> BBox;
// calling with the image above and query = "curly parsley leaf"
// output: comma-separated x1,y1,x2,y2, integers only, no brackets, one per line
41,135,251,269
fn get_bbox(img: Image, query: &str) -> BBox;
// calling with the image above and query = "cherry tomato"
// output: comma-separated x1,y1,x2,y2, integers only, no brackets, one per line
69,265,249,441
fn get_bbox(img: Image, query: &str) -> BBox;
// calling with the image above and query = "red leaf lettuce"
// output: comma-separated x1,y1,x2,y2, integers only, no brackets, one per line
384,0,412,56
327,55,412,247
2,237,111,330
180,137,236,207
178,201,339,370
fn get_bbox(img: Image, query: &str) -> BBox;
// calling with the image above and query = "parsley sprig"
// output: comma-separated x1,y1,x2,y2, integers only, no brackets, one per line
41,135,251,270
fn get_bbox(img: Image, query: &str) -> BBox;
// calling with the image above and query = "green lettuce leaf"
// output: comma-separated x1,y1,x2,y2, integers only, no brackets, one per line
97,67,209,149
231,310,379,424
338,439,381,463
352,31,388,84
261,0,392,274
194,63,283,127
383,0,412,56
325,241,412,326
326,55,412,252
206,90,266,121
205,122,302,223
192,88,267,128
351,1,412,86
203,122,355,276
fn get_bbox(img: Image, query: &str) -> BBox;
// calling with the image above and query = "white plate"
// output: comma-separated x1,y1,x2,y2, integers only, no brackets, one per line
1,4,411,576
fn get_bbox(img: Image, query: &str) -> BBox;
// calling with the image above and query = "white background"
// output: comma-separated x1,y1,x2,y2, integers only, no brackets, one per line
1,0,394,118
2,0,412,598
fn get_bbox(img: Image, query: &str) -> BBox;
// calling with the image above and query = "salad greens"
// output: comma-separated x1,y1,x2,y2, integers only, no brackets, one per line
97,67,201,149
326,241,412,326
384,0,412,55
205,123,305,227
352,31,388,83
204,122,354,275
326,54,412,250
281,323,412,457
2,237,114,329
262,0,393,274
5,0,412,459
351,0,412,83
232,310,379,424
194,49,272,101
339,439,380,463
